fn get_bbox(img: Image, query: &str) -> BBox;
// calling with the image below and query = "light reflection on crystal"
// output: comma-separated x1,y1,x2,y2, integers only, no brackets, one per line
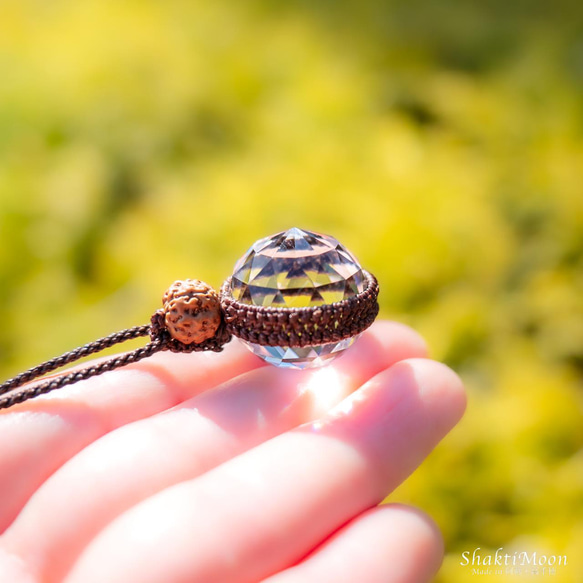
239,334,360,369
230,227,365,369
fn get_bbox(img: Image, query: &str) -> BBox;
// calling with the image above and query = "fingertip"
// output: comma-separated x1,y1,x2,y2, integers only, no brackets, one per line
393,358,467,429
379,503,445,577
263,503,445,583
362,320,429,361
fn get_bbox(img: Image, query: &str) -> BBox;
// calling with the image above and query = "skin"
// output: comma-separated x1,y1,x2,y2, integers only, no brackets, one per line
0,320,466,583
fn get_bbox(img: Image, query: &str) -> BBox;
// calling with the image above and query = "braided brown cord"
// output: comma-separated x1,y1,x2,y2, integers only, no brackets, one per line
220,269,380,348
0,325,151,397
0,340,165,410
0,309,233,411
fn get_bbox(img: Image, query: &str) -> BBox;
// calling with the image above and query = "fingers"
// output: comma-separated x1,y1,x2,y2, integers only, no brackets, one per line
62,358,465,583
0,340,265,532
2,320,428,583
261,504,444,583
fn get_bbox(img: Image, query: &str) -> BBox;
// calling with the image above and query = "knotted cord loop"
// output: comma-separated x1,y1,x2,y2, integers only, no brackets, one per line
0,280,232,411
0,267,379,411
149,310,232,353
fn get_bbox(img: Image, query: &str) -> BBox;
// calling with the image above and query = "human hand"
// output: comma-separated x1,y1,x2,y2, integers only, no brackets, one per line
0,320,465,583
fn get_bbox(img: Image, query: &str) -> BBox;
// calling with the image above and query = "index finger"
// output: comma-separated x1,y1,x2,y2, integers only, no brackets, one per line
0,339,265,531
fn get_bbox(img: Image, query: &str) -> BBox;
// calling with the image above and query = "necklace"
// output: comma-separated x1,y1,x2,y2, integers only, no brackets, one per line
0,227,379,410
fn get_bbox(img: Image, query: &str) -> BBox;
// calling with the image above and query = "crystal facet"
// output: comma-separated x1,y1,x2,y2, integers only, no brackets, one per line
229,227,366,369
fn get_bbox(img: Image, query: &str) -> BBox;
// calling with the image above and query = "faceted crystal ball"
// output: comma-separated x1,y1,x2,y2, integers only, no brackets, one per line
229,227,366,369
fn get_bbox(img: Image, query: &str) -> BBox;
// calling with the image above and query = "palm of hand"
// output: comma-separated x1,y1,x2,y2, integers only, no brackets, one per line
0,321,465,583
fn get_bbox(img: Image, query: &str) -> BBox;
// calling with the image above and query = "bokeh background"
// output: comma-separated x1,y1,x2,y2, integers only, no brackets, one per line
1,0,582,580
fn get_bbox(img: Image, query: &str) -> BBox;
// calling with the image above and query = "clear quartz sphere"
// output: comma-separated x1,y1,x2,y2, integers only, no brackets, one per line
229,227,366,369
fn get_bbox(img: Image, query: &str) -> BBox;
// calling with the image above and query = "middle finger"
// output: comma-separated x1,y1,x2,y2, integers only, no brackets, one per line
3,321,426,583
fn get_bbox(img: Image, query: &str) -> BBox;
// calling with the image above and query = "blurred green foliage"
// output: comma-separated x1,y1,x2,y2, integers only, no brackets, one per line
1,0,582,580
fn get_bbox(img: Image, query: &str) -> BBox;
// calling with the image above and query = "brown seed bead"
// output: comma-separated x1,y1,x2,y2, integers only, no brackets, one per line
162,279,221,344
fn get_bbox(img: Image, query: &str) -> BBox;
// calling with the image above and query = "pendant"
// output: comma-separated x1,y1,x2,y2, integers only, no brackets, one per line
0,227,379,409
224,227,377,369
